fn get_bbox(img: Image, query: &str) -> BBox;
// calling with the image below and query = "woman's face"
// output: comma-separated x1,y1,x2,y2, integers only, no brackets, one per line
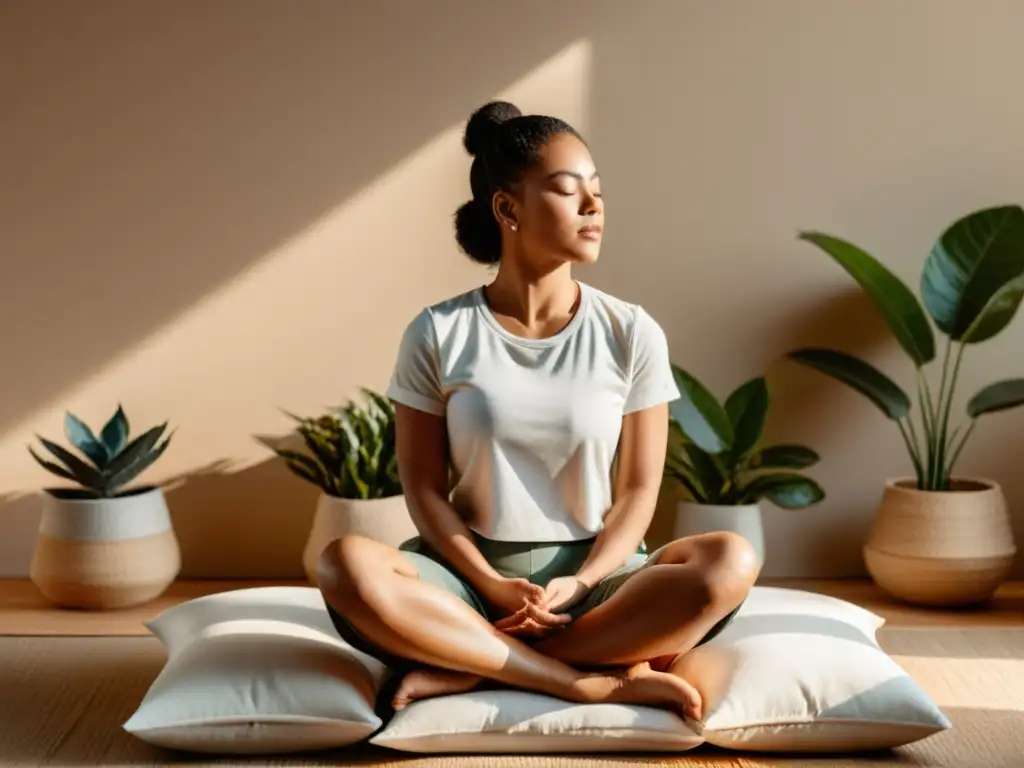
499,132,604,267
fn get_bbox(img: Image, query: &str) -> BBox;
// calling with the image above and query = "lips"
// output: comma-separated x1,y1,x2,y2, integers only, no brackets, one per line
578,225,602,240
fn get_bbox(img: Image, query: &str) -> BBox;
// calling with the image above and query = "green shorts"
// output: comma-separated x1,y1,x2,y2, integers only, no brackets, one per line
325,532,742,674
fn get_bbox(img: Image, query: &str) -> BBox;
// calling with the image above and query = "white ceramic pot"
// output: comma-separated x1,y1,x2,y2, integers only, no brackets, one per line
673,499,766,567
863,477,1016,606
302,493,419,586
30,485,181,610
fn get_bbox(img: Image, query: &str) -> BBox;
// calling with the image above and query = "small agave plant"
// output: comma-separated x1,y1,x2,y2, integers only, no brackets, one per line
275,388,402,499
28,405,175,499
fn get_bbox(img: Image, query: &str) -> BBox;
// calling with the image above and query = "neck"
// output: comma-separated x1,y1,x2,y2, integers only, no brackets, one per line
486,259,578,326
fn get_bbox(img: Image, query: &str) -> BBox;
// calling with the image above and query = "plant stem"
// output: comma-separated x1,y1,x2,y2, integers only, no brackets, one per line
929,338,953,490
936,342,967,489
903,416,925,484
916,368,937,489
945,418,977,480
896,420,924,486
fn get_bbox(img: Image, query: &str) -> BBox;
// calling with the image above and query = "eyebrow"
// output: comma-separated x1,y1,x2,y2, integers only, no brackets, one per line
545,170,600,181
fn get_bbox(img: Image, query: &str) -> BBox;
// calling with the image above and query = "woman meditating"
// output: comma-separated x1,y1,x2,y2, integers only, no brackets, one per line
318,101,758,721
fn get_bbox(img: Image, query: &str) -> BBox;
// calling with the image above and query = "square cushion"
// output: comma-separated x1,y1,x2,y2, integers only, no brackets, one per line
123,587,387,754
370,691,703,753
675,586,953,752
371,586,950,755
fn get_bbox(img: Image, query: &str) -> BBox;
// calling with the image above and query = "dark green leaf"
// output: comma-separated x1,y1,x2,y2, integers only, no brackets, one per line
724,377,768,463
28,447,79,482
799,231,936,365
277,449,329,489
669,365,733,453
666,466,706,502
63,412,109,469
100,405,130,459
920,205,1024,341
786,347,911,419
36,436,105,490
104,423,167,479
751,444,820,469
106,432,173,492
665,451,705,492
966,378,1024,418
742,472,825,508
961,274,1024,344
683,442,726,501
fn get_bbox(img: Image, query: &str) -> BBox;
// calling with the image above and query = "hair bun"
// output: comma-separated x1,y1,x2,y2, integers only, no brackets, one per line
463,100,522,156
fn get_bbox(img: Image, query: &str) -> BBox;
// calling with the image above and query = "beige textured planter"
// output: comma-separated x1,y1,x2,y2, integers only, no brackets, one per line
30,486,181,610
673,500,766,568
863,477,1016,607
303,493,418,586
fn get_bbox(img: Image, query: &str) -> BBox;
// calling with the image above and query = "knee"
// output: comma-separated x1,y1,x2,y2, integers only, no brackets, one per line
316,534,379,601
663,531,757,609
698,531,759,605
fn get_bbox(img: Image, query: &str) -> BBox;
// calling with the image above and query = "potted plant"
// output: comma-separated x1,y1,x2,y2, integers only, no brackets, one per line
274,388,417,586
785,203,1024,606
27,405,179,609
664,365,825,567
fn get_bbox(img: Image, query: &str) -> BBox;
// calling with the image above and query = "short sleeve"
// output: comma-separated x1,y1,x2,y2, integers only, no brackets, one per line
385,309,447,416
623,306,681,414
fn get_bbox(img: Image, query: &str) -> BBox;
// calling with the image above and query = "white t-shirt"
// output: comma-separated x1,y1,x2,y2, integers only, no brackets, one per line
386,281,681,543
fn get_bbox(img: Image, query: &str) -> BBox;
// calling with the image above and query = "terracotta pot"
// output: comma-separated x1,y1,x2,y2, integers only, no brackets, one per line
30,485,181,609
863,477,1016,606
302,493,418,586
673,500,766,567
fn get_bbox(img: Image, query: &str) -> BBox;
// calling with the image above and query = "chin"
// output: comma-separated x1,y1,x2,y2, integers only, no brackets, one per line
563,241,602,264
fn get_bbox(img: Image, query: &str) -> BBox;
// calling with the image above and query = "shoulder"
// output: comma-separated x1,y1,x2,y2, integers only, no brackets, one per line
397,287,479,345
581,283,668,352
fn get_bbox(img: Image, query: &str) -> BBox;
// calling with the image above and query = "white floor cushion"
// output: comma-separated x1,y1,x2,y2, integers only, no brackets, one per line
676,586,953,752
370,690,702,753
123,587,387,754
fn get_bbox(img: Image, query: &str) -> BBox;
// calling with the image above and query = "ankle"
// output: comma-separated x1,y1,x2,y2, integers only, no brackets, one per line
566,672,621,704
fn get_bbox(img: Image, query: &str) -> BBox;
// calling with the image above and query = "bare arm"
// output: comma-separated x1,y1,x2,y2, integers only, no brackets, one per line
575,403,669,588
393,402,506,594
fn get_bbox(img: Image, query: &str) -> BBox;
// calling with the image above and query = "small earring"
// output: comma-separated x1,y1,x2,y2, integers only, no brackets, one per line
510,222,518,232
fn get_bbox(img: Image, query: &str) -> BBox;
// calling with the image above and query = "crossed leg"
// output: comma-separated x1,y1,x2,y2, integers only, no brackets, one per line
393,531,758,718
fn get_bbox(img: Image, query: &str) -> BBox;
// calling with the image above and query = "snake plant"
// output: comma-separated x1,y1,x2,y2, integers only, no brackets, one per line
786,204,1024,491
275,388,402,499
29,405,174,498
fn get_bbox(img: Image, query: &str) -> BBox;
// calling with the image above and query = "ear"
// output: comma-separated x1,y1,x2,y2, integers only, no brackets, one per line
492,191,519,231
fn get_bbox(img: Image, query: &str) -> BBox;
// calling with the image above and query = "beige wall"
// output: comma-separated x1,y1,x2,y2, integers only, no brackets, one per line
2,0,1022,580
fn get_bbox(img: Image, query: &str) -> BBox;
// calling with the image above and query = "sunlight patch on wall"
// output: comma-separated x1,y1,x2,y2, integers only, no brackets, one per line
0,39,593,497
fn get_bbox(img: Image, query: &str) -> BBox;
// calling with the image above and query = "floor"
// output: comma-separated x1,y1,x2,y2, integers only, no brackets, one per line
2,577,1022,767
2,577,1022,634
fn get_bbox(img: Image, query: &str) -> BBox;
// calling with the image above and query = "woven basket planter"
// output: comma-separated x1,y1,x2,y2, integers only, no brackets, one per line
863,477,1016,607
302,493,418,587
30,486,181,609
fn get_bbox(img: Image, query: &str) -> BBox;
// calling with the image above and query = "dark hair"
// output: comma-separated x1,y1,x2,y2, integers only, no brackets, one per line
453,101,580,265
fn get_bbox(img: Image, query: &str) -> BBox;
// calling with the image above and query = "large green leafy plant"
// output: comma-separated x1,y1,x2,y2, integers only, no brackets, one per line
29,405,174,498
275,388,402,499
665,365,825,508
787,204,1024,491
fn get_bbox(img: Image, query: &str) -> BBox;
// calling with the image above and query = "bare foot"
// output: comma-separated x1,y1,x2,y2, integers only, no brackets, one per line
573,662,703,720
392,667,483,710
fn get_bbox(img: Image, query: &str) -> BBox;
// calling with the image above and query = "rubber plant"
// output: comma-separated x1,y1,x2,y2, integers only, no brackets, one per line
786,204,1024,491
28,405,174,498
664,364,825,508
274,388,402,499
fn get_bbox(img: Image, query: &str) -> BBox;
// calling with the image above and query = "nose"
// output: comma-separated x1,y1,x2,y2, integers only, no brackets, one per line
579,187,602,216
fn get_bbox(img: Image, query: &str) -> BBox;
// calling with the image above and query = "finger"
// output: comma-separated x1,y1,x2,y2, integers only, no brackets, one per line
503,620,559,639
525,601,572,626
492,606,529,630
